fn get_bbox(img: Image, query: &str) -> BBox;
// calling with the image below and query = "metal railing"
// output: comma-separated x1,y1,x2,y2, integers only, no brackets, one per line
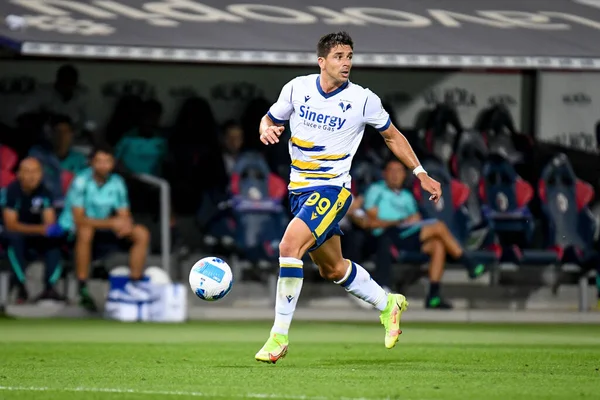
134,173,171,276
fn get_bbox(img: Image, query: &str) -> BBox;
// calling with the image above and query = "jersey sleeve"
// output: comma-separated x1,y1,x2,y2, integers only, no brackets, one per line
363,183,383,211
69,175,87,208
114,176,130,210
267,79,295,124
3,184,18,209
363,90,391,132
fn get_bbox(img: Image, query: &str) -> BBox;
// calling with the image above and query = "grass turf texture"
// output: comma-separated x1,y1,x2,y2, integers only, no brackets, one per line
1,320,599,400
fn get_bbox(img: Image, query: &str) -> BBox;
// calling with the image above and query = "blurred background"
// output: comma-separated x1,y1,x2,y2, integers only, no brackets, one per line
1,0,600,322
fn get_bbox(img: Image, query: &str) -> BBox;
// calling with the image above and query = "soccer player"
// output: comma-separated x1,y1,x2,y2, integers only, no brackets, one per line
1,157,65,303
58,144,150,311
255,31,442,363
360,158,486,309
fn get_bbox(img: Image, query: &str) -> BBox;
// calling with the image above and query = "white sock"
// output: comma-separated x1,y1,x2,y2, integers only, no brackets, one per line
336,260,388,311
271,257,304,336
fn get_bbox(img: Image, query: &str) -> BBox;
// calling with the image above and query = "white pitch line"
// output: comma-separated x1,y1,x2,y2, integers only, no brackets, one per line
0,386,391,400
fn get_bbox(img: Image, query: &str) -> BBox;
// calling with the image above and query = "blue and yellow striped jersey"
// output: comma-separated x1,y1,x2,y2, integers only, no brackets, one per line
268,74,391,191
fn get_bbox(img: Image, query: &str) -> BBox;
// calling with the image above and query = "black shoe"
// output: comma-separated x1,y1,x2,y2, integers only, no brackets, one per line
79,287,98,312
425,296,453,310
16,285,29,305
36,288,67,303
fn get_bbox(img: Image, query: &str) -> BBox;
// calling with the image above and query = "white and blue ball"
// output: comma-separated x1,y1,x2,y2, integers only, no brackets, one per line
188,257,233,301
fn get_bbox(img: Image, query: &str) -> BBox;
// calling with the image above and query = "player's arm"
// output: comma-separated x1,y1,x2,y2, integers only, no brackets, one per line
259,114,284,145
379,125,421,172
3,209,47,235
41,190,57,227
380,126,441,201
363,207,403,230
73,207,115,230
363,91,442,202
403,212,422,224
69,177,114,230
2,186,46,235
259,79,294,145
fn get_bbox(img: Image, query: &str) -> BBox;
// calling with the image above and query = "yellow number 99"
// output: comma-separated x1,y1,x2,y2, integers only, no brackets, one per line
305,193,320,206
316,198,331,215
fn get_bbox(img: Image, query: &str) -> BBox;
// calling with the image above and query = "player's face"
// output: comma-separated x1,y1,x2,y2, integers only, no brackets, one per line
18,159,43,192
384,161,406,190
92,152,115,178
321,45,353,84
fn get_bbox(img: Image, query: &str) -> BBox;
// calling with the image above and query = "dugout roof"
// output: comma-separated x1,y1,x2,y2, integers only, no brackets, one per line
3,0,600,69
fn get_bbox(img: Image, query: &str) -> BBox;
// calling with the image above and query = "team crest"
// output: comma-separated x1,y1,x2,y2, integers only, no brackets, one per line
339,102,352,112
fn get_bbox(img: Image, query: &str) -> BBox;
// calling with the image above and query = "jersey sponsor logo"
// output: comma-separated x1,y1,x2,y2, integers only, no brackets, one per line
299,105,347,131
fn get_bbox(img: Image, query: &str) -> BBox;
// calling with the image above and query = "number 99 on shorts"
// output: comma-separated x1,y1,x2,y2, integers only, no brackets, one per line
305,192,331,216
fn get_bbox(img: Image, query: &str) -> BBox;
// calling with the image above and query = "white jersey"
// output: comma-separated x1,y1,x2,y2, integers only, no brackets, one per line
268,74,390,191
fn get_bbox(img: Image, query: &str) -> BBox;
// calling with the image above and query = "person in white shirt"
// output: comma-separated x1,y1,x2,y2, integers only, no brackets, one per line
255,31,442,363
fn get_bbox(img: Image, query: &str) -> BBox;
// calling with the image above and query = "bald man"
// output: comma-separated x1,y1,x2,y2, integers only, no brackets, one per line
1,157,65,303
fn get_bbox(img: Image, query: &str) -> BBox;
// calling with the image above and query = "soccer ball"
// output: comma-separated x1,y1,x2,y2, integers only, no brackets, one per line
189,257,233,301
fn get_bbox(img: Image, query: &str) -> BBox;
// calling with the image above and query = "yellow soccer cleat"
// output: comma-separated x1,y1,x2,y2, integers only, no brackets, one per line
379,293,409,349
255,333,289,364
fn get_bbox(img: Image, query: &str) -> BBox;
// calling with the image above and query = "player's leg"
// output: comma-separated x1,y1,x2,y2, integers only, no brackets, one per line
420,238,452,309
124,224,150,280
420,221,485,278
37,237,64,300
309,235,387,308
257,186,357,363
5,232,29,303
255,215,315,364
309,235,408,349
74,225,98,311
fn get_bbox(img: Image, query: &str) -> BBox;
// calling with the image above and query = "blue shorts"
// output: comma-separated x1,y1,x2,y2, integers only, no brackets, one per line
289,185,353,252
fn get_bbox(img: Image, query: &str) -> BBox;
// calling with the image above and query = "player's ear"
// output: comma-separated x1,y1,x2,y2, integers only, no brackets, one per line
317,57,325,69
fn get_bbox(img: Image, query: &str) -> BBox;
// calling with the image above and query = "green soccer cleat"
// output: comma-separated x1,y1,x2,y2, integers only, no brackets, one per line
255,333,289,364
379,293,409,349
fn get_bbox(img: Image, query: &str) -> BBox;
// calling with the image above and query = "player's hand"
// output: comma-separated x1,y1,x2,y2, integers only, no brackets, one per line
260,126,284,145
112,217,133,238
418,173,442,203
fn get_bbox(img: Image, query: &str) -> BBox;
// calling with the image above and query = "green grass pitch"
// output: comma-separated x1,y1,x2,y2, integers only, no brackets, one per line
1,319,599,400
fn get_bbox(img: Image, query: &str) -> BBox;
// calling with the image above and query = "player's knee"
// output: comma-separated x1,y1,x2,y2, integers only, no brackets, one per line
430,238,445,255
76,225,95,244
435,221,450,236
279,238,302,259
132,225,150,245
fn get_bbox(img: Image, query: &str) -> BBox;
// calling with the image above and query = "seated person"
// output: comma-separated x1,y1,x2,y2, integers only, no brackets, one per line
51,115,88,174
1,157,66,303
28,115,88,203
353,158,485,310
115,99,167,177
58,144,150,311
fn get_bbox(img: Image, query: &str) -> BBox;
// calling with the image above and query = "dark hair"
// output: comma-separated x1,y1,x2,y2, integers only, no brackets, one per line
383,154,404,169
317,31,354,58
221,119,241,133
56,64,78,83
143,99,163,117
90,143,114,159
50,114,73,129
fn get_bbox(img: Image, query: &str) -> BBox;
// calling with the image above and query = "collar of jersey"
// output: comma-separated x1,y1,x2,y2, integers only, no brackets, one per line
316,76,349,99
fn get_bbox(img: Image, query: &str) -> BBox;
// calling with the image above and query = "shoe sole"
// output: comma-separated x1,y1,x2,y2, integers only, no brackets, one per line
255,346,288,364
386,295,409,349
